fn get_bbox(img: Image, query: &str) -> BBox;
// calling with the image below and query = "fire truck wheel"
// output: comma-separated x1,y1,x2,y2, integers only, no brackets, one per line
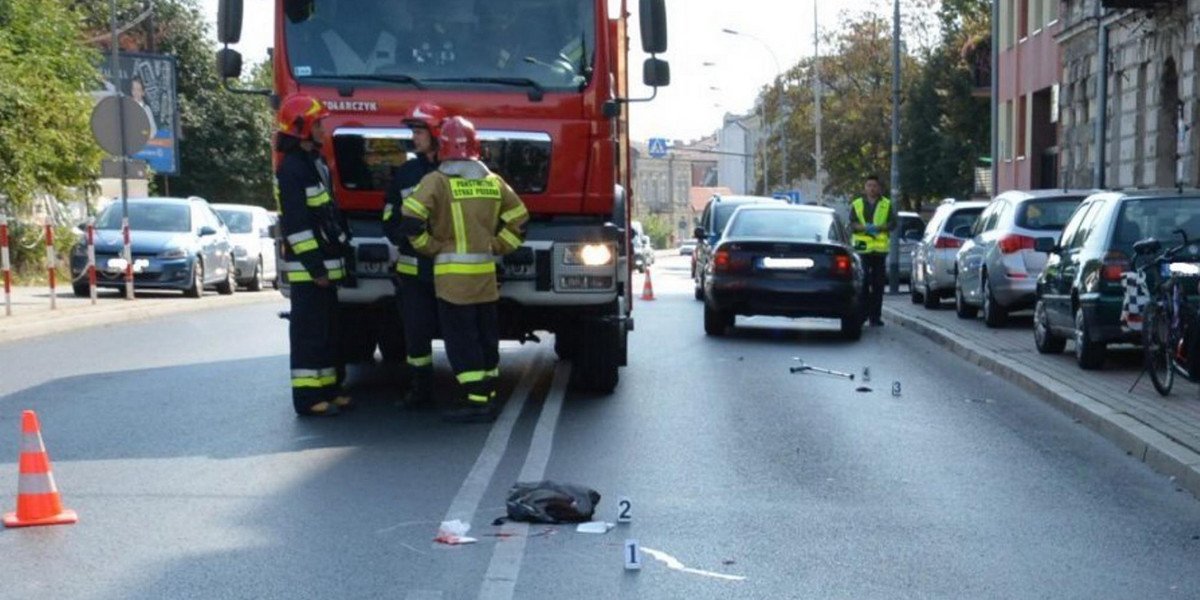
571,320,619,394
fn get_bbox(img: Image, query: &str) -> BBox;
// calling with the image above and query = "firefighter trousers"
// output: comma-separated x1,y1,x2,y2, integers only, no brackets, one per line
437,299,500,404
289,283,341,413
397,276,439,373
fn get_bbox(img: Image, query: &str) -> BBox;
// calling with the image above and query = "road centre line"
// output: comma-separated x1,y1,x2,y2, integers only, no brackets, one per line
476,361,571,600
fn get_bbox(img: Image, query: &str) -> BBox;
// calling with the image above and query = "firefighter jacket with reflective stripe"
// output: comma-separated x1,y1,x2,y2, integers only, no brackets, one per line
277,148,350,282
383,154,438,281
851,196,893,254
402,160,529,305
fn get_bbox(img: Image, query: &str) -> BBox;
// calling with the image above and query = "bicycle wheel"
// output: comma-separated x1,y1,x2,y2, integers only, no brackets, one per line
1145,304,1175,396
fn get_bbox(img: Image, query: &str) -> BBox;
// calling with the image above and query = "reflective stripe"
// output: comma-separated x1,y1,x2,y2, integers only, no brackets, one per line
435,253,494,264
395,254,419,275
485,368,499,378
287,230,316,245
305,185,323,197
287,268,344,283
284,260,344,271
407,354,433,367
292,239,319,254
20,433,43,454
451,202,467,254
401,185,418,197
500,205,528,223
411,232,431,249
450,178,502,200
396,255,419,266
498,229,523,249
293,375,338,388
382,205,394,221
17,473,57,495
435,263,496,276
456,370,488,384
403,197,429,219
467,394,490,404
306,191,332,207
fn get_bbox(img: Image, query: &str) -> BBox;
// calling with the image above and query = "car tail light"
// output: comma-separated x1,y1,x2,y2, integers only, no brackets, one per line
714,250,731,272
934,236,962,249
832,253,852,278
1102,250,1130,282
998,234,1037,254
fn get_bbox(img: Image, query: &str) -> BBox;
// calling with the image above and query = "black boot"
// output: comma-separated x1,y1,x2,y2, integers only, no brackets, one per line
400,368,434,410
441,383,495,423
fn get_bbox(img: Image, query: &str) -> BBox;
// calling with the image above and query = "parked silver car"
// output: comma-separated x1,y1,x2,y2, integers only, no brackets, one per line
896,211,926,284
212,204,279,291
910,199,989,308
954,190,1092,327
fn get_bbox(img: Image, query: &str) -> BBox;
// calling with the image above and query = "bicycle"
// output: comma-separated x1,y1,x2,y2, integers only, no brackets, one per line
1135,231,1200,396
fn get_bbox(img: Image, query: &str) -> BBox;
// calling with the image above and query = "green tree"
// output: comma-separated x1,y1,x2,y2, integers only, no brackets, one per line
0,0,102,211
78,0,275,208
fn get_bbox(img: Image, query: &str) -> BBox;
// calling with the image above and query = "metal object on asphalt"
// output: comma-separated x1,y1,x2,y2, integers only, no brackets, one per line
863,366,871,382
856,386,872,393
790,358,855,380
892,381,901,397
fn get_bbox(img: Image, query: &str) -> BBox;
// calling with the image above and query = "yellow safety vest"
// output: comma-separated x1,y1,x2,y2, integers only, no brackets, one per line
851,197,892,254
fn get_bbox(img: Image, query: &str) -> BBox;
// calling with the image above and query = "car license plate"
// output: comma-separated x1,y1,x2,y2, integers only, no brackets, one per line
761,257,814,270
106,258,149,274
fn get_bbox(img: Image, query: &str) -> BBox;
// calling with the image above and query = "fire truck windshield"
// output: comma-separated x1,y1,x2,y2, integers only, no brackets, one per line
283,0,595,91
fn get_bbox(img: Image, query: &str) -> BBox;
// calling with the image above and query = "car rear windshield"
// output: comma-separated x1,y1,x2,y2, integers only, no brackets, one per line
1114,198,1200,248
97,203,191,233
714,202,773,234
1016,198,1085,231
727,209,840,243
897,216,924,239
944,208,983,236
215,210,254,234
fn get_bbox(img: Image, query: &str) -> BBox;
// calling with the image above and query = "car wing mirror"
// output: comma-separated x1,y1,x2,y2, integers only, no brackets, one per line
1133,238,1162,256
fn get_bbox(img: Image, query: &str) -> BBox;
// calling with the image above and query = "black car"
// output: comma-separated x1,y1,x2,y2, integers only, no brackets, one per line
1034,190,1200,369
702,204,863,340
692,194,786,300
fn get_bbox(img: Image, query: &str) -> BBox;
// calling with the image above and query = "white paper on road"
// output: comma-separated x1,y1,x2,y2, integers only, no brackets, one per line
434,519,477,545
575,521,614,534
641,547,747,582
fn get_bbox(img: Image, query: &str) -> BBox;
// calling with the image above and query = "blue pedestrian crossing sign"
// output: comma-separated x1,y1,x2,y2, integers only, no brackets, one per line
648,138,669,158
774,190,803,204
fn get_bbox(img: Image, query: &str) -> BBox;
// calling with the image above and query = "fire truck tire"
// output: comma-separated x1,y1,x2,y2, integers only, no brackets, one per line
375,303,407,364
554,325,580,361
571,320,619,394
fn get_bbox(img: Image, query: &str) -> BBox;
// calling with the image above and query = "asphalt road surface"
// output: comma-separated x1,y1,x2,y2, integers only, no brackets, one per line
3,255,1200,599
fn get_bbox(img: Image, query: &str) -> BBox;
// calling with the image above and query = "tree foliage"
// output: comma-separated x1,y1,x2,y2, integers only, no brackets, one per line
0,0,102,212
77,0,275,208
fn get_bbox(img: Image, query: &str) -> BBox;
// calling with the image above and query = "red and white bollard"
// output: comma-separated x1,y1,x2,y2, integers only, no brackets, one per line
123,217,133,300
86,217,97,305
44,219,56,310
1,215,11,317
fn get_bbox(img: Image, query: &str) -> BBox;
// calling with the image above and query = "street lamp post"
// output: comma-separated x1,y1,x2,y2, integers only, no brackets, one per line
888,0,902,293
722,28,788,191
813,2,825,206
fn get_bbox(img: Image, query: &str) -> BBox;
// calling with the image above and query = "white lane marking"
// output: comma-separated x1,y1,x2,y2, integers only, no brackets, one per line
476,361,571,600
434,350,545,542
641,547,748,582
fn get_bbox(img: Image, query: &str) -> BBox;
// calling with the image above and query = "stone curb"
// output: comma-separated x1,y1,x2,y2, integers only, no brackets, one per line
884,305,1200,499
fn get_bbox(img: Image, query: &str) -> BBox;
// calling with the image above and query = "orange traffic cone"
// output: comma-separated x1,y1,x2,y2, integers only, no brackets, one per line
641,268,656,301
4,410,77,528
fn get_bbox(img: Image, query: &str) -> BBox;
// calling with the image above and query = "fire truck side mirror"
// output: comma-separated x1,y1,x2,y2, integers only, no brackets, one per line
639,0,668,54
643,58,670,88
218,48,244,80
217,0,244,44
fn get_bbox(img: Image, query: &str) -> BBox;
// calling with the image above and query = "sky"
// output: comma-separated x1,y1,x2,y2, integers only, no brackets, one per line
201,0,890,143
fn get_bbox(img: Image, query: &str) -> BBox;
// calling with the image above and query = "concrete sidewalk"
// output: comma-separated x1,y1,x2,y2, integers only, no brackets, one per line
1,285,282,344
884,295,1200,499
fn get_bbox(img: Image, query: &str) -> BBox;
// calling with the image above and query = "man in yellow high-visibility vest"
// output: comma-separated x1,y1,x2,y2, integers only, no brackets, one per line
849,175,896,327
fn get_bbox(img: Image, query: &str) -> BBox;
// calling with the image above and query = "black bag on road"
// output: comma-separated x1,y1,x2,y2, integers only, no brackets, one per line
504,481,601,524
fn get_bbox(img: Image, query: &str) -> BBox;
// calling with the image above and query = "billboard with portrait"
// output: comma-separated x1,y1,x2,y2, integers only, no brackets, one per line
96,53,180,175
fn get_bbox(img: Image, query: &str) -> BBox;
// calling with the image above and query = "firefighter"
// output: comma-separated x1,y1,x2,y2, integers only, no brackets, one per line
401,116,528,423
383,102,447,409
276,93,354,416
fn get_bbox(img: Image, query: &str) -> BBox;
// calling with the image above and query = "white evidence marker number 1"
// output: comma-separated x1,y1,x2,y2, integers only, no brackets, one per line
624,539,642,570
617,496,632,523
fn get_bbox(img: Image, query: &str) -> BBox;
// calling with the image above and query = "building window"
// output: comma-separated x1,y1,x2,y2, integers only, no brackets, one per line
1030,0,1044,33
1017,0,1029,40
1000,0,1012,49
1045,0,1058,25
1002,101,1014,161
1017,95,1028,159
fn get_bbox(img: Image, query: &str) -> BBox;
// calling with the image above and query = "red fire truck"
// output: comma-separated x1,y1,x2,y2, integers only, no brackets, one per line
216,0,669,392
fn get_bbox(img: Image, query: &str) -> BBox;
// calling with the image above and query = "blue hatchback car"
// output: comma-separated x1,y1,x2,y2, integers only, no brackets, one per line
70,197,237,297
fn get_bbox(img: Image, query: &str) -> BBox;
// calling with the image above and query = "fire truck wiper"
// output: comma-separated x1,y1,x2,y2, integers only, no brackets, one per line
334,74,427,90
424,77,545,102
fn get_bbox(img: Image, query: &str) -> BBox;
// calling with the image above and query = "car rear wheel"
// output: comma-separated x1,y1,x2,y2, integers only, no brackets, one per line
982,277,1007,328
1074,307,1107,370
955,283,977,319
704,303,732,336
184,259,203,298
216,259,236,295
922,281,940,309
1033,299,1066,354
247,258,264,292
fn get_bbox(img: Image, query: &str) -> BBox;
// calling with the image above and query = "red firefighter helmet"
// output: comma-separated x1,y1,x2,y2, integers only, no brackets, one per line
277,93,329,140
438,116,481,161
402,102,448,138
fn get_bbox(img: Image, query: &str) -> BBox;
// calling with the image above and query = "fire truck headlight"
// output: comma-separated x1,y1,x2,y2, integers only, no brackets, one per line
563,243,615,267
